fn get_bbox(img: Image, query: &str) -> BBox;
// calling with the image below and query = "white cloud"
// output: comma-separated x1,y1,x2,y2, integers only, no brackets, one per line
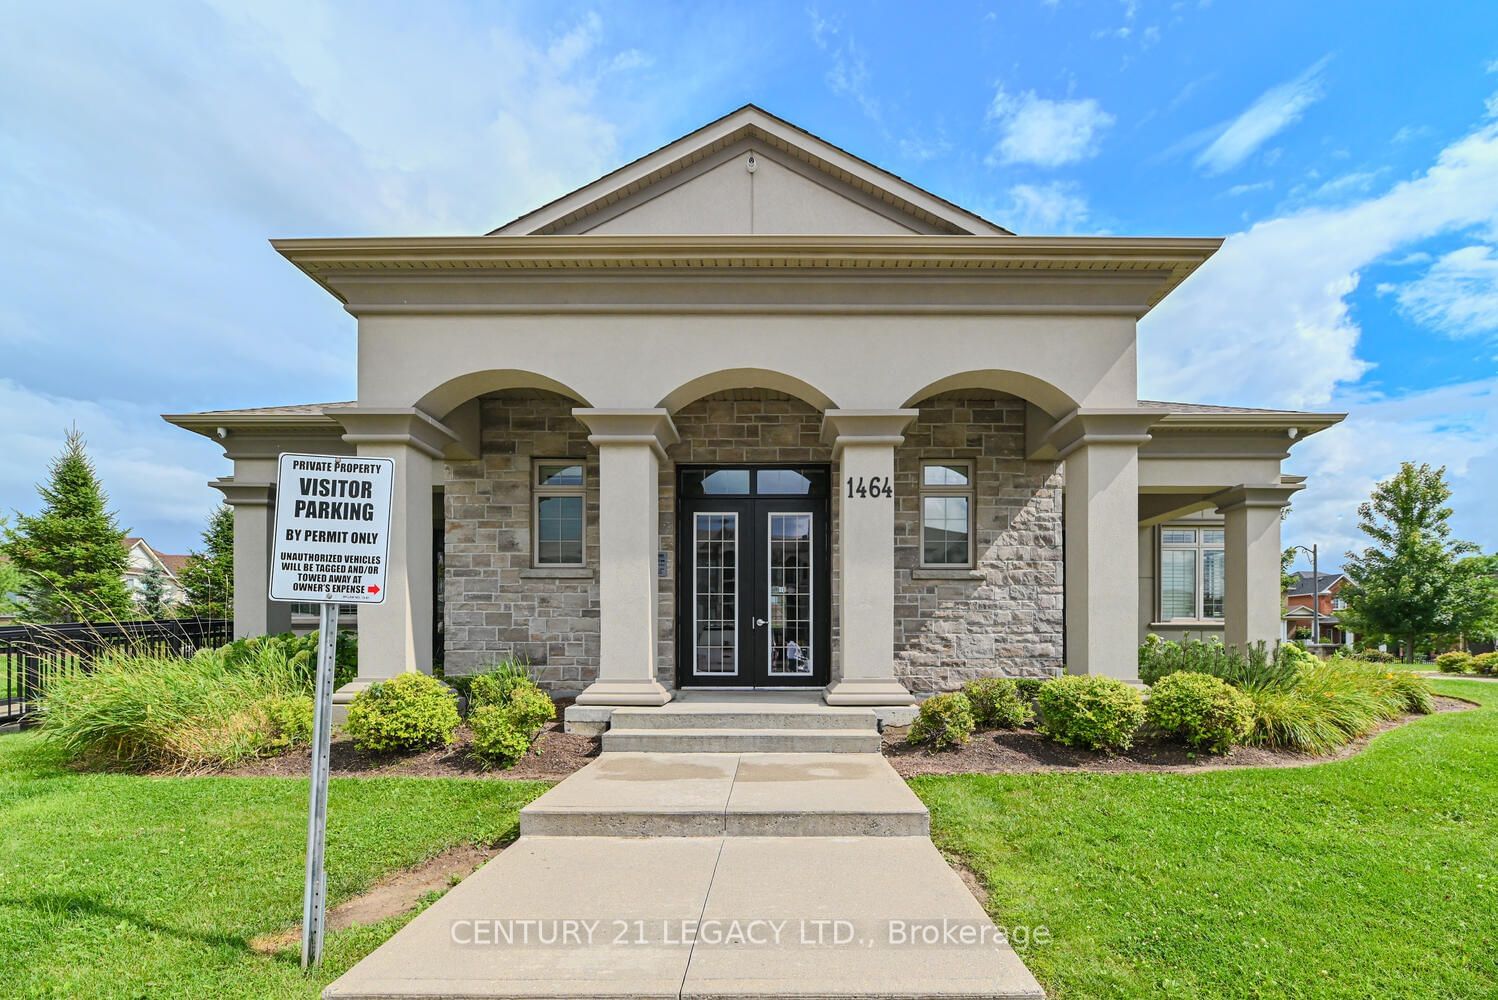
808,9,881,123
0,2,670,549
1285,378,1498,559
1195,56,1331,175
985,87,1115,167
1000,182,1092,234
1143,92,1498,409
1146,93,1498,557
1389,245,1498,338
1225,180,1273,197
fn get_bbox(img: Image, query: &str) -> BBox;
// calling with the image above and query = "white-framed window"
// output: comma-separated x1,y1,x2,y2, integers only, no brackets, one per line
532,460,586,567
1159,526,1225,620
920,460,974,568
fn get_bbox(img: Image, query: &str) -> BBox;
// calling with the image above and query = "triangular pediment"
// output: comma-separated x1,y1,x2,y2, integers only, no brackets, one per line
491,105,1010,237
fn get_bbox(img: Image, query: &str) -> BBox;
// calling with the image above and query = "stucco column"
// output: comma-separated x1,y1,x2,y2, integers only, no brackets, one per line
821,410,919,707
1046,410,1159,680
572,409,679,706
334,409,458,714
210,478,292,638
1215,484,1301,651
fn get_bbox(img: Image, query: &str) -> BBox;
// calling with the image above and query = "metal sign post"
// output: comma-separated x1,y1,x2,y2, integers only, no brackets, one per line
301,602,338,968
267,453,394,970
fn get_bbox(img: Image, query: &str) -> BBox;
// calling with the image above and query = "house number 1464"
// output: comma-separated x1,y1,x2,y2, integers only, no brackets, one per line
846,476,894,499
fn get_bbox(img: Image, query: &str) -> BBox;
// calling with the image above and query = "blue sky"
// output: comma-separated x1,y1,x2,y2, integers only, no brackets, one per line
3,1,1497,569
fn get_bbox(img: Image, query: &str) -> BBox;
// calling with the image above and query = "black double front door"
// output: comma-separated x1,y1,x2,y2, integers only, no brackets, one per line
676,466,831,688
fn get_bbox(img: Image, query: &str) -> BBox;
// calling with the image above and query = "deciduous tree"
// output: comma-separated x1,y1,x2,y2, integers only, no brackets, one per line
1340,463,1497,661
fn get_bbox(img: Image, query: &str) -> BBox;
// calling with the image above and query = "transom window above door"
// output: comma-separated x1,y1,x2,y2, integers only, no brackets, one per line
680,466,829,497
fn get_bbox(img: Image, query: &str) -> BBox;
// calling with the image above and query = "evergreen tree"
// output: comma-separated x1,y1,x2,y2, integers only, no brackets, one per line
177,504,234,619
1340,462,1497,661
0,546,24,620
1,427,133,622
138,562,169,619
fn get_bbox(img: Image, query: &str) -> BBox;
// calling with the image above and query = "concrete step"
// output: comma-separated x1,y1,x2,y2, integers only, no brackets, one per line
519,753,929,838
609,705,878,732
602,727,880,754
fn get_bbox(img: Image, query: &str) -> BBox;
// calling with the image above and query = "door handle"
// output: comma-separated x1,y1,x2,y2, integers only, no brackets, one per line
753,618,768,628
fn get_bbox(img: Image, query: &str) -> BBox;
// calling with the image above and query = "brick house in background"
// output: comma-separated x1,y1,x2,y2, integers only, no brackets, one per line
1282,570,1354,647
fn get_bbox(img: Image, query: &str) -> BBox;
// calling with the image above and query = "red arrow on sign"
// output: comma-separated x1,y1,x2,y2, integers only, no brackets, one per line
368,585,380,594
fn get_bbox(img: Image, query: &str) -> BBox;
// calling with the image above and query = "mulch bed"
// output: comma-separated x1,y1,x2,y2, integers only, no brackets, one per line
215,718,598,780
883,695,1474,777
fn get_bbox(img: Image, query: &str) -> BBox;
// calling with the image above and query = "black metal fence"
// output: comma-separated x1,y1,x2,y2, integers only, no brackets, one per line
0,618,233,726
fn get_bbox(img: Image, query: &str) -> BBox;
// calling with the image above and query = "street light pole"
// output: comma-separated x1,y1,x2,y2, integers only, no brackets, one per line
1291,543,1320,650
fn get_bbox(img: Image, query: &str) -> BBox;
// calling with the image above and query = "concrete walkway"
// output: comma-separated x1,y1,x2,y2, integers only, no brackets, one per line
325,752,1044,999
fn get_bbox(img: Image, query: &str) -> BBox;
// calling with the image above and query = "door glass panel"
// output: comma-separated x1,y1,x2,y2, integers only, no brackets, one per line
693,513,738,675
767,512,814,677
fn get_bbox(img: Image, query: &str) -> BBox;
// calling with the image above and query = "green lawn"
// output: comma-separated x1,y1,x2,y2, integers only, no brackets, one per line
915,679,1498,1000
0,736,548,999
3,684,1493,999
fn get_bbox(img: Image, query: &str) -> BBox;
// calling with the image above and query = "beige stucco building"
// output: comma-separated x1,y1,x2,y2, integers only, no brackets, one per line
165,107,1341,722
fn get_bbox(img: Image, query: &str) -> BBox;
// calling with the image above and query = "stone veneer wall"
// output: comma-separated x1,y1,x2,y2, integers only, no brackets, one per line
893,392,1064,691
442,391,600,691
657,391,837,686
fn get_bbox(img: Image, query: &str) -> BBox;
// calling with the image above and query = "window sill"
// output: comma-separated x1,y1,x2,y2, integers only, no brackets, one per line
911,567,981,580
520,567,594,579
1149,620,1225,630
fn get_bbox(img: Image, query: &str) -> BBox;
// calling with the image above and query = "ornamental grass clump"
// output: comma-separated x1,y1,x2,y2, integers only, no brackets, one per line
1145,671,1253,753
1036,675,1145,752
344,672,460,752
40,642,304,771
961,677,1033,729
1242,657,1432,754
907,692,976,750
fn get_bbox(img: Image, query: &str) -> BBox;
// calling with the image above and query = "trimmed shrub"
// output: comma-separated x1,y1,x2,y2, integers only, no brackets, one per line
468,687,556,768
344,673,460,752
961,677,1033,729
1014,677,1048,703
1145,672,1253,753
1473,652,1498,676
1435,651,1474,674
503,685,556,732
907,692,976,750
1036,675,1146,752
261,695,314,752
1355,648,1397,663
466,660,537,710
469,704,536,767
40,643,303,771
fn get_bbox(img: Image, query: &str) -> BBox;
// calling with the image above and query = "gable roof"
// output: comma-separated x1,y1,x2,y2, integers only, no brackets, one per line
1287,571,1344,596
122,537,188,580
490,104,1011,237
